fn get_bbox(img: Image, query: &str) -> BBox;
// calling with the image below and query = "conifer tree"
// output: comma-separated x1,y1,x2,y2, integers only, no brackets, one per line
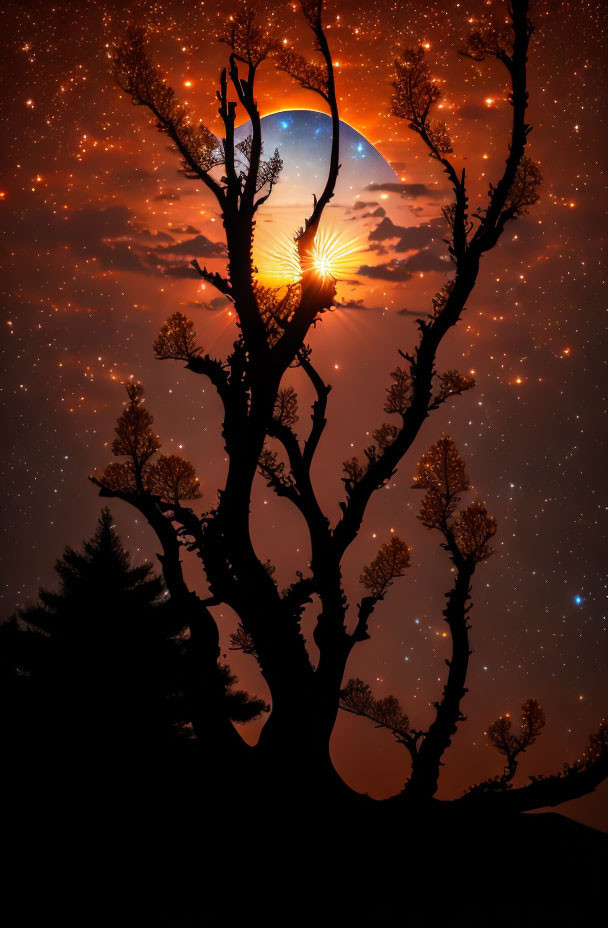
0,509,267,768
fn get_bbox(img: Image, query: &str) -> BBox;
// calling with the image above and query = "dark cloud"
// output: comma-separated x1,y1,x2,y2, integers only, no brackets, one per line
134,229,175,245
98,241,155,274
362,207,386,218
9,204,156,275
189,296,231,311
358,249,450,281
21,204,133,248
365,182,442,198
171,224,201,235
158,261,200,280
358,261,413,282
405,248,450,272
369,216,408,241
353,200,379,210
156,234,226,258
334,298,369,310
7,203,229,281
10,202,224,274
369,216,445,252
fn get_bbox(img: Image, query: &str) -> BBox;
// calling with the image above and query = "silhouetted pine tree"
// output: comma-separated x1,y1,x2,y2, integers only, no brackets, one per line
0,508,267,776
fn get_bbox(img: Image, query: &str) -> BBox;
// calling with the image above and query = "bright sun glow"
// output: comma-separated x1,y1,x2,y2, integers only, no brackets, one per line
255,224,362,285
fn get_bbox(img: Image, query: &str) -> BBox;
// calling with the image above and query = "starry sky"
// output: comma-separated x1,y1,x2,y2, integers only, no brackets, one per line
1,0,606,827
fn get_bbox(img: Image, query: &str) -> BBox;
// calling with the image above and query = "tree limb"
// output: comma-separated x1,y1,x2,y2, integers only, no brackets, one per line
190,259,233,297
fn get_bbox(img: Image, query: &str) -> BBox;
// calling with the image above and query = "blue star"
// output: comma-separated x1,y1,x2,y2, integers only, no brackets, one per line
574,594,583,605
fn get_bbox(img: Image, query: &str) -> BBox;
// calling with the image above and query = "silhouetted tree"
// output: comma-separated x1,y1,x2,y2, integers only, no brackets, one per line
466,712,608,814
0,508,266,773
91,0,606,814
485,699,547,787
2,508,168,757
341,437,497,798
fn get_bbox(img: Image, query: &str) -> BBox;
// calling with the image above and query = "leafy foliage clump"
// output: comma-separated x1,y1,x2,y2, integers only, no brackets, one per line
503,156,542,217
360,536,411,598
220,3,278,68
273,387,299,428
153,312,202,361
100,382,201,503
340,678,410,738
384,367,412,417
392,47,453,155
113,27,222,178
412,436,497,563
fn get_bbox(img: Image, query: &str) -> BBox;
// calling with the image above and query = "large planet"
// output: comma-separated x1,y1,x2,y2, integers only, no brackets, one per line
234,109,398,207
231,109,411,286
165,108,446,314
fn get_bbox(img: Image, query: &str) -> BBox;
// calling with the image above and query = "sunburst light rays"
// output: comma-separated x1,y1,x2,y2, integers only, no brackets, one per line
254,223,362,286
